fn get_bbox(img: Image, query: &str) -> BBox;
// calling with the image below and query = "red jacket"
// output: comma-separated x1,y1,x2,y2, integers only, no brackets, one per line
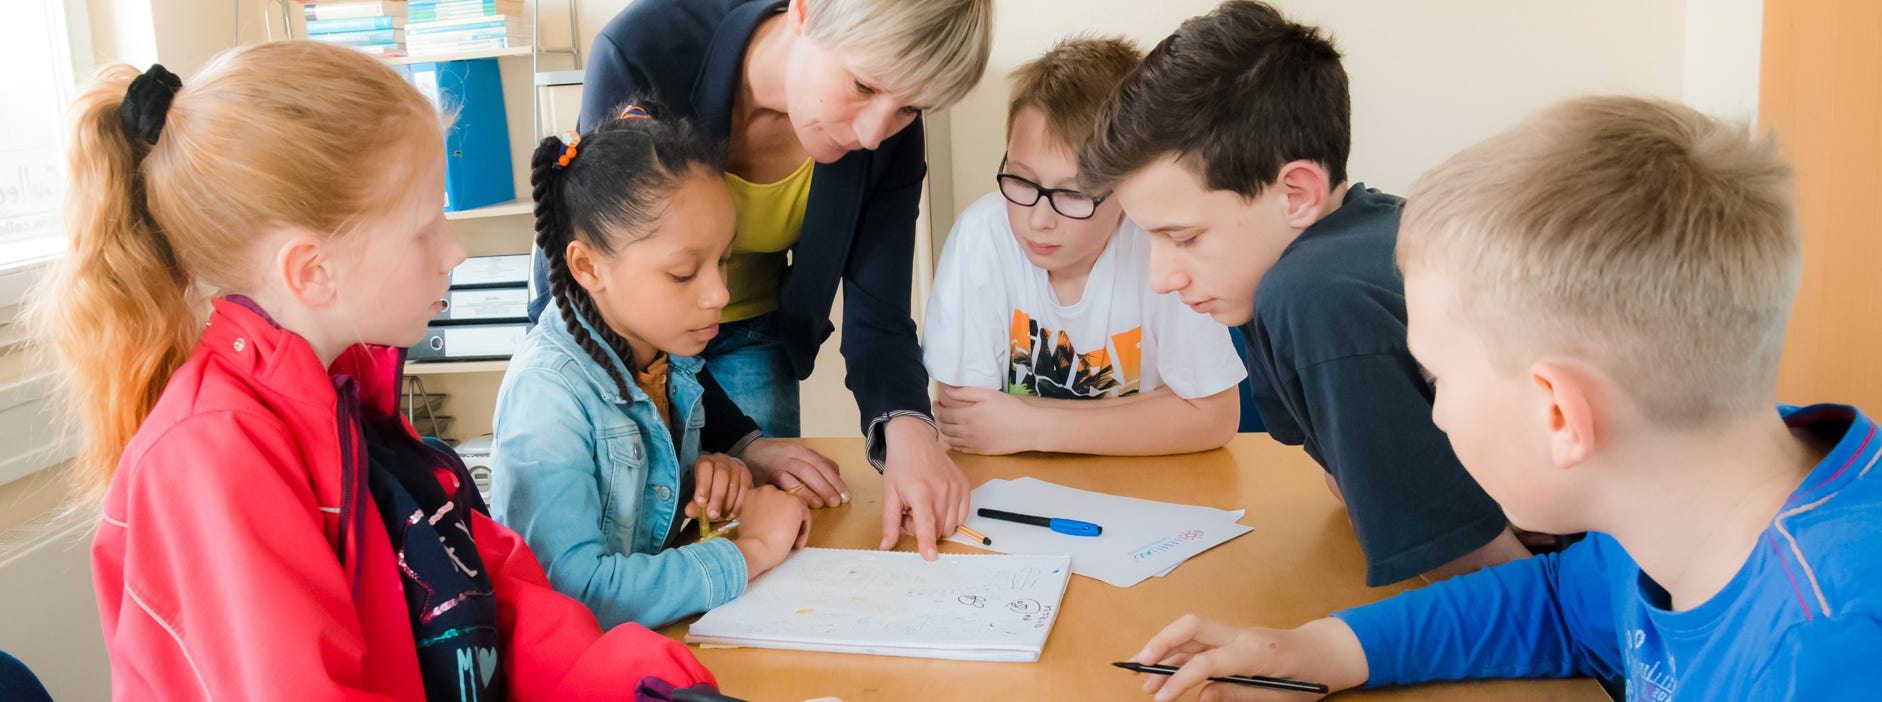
93,298,716,700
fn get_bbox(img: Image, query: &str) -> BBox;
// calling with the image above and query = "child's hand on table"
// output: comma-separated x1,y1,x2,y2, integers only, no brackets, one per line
688,453,752,522
1129,615,1368,702
741,438,850,508
731,485,813,577
934,384,1036,455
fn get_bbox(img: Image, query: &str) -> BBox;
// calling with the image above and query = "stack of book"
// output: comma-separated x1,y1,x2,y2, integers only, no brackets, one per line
302,1,408,57
406,0,530,57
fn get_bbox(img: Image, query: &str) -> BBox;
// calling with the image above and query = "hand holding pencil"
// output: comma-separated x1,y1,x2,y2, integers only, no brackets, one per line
687,453,751,522
1127,615,1368,702
728,485,813,579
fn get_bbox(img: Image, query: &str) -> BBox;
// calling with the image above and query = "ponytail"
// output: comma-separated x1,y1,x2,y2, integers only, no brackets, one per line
31,43,439,501
34,65,200,501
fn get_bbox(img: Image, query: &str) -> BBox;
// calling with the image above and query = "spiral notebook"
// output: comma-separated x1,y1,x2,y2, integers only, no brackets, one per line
685,548,1072,662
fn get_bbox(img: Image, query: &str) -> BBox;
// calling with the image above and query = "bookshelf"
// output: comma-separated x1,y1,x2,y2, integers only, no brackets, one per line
387,45,533,65
444,198,533,220
407,36,536,442
401,0,582,443
406,359,511,375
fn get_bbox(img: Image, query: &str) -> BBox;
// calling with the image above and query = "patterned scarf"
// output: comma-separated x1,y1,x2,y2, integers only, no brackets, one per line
361,417,506,701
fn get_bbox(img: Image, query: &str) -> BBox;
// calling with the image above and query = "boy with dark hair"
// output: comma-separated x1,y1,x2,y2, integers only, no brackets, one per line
1129,92,1882,702
1080,0,1527,585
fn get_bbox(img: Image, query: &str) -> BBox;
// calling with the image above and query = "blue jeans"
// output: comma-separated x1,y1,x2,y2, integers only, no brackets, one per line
703,313,801,438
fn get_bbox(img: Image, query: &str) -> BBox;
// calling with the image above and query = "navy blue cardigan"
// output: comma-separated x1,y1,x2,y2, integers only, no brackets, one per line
529,0,933,456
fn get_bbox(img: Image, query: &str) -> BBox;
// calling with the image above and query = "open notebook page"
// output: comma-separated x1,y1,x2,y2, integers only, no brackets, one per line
686,548,1072,662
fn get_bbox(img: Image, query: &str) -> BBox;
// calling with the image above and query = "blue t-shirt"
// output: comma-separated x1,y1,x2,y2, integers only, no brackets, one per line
1335,404,1882,700
1240,183,1505,585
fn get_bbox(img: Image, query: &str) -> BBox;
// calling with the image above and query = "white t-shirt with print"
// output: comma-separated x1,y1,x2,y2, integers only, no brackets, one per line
923,192,1246,400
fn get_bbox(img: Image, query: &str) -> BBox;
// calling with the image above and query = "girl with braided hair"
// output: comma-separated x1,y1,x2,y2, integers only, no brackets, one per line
491,103,815,631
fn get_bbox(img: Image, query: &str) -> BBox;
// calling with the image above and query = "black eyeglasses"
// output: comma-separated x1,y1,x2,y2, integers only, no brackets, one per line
995,155,1108,220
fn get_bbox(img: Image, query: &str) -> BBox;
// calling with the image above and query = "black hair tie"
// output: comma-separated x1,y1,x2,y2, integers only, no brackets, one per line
119,64,182,146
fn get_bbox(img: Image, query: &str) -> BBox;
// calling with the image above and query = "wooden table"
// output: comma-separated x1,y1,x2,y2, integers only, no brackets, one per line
661,435,1606,701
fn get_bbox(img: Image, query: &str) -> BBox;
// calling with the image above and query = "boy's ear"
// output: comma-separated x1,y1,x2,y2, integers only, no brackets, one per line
274,232,338,308
786,0,809,34
1275,160,1334,230
1531,359,1600,470
565,240,606,294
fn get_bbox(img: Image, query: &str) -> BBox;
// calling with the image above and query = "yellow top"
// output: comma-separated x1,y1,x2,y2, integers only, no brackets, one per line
720,158,814,322
630,353,672,429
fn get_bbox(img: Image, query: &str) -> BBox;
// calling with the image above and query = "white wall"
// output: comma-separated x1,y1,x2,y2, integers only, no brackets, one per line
85,0,290,74
1682,0,1764,122
0,515,106,701
92,0,1764,217
85,0,157,69
542,0,1766,258
945,0,1697,220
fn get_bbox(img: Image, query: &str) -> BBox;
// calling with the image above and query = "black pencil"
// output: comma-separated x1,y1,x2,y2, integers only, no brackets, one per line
1112,661,1329,694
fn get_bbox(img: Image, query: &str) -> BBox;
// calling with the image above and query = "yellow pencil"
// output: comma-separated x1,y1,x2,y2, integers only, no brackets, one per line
957,525,991,546
697,507,739,541
706,519,740,540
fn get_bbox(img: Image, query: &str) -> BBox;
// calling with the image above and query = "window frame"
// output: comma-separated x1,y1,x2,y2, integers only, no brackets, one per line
0,0,92,331
0,0,91,491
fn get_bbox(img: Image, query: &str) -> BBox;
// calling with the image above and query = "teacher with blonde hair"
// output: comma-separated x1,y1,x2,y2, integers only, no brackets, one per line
530,0,993,560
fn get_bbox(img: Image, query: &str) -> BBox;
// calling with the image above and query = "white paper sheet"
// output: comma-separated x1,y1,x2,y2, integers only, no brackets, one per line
685,548,1072,662
946,477,1252,587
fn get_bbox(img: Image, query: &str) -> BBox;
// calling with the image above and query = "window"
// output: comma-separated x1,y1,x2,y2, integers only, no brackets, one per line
0,0,83,276
0,0,84,342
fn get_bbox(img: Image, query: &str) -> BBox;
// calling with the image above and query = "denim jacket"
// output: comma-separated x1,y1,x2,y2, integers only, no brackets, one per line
491,303,747,629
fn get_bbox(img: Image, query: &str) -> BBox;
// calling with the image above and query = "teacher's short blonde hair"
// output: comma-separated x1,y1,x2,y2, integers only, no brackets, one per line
805,0,993,111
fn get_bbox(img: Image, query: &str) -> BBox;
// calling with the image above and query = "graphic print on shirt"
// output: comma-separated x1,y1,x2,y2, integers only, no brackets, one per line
1006,310,1141,399
396,501,505,701
364,417,508,702
1625,627,1678,702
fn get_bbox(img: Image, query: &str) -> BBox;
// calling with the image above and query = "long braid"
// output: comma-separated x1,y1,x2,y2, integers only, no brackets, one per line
569,285,636,369
530,137,633,399
584,296,640,369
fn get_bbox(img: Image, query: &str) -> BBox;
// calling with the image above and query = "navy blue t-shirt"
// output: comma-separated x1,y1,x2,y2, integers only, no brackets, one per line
1239,183,1506,586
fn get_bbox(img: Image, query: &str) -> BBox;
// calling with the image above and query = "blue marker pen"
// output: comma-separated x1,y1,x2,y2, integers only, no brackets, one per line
976,508,1103,537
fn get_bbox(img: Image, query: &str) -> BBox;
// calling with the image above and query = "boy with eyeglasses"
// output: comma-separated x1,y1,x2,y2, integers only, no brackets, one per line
921,36,1245,457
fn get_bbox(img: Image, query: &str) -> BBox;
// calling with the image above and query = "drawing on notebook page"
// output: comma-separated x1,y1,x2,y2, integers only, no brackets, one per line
686,548,1073,661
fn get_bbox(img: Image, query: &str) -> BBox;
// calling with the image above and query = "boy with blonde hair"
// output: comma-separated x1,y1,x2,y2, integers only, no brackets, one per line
923,36,1245,456
1124,96,1882,701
